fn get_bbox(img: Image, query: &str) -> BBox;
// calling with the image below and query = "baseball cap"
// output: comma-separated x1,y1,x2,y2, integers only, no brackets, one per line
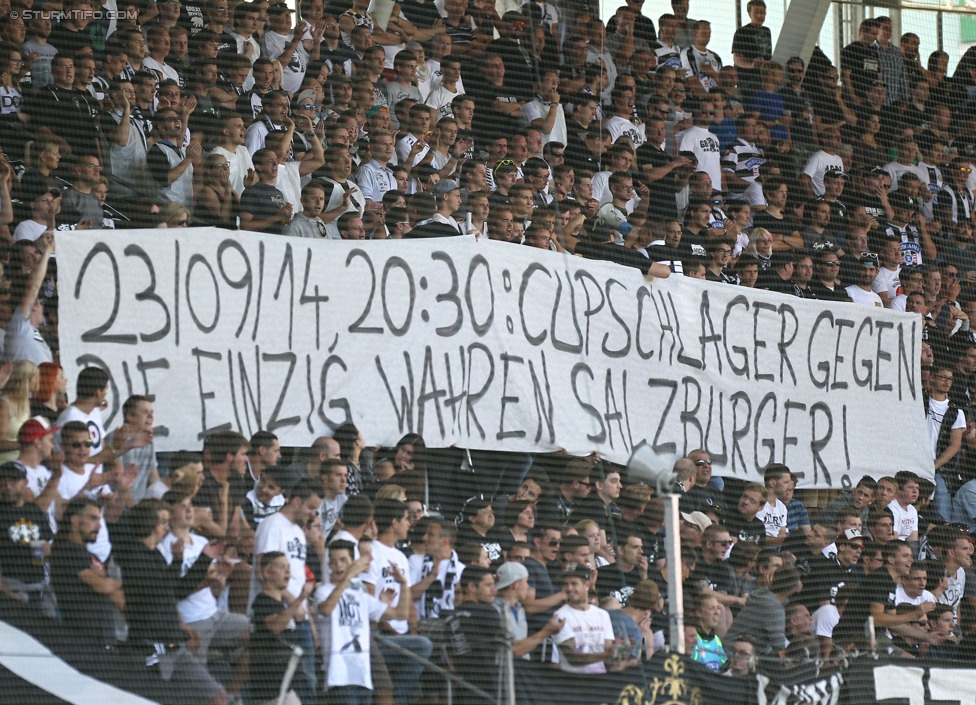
562,562,592,582
680,511,712,532
823,170,847,180
837,528,864,545
495,561,529,590
295,89,318,108
0,461,27,480
18,418,60,445
432,179,460,196
268,2,294,14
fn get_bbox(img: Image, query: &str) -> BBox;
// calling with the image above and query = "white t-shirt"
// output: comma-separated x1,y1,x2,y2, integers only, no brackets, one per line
249,511,307,613
887,499,918,540
158,531,218,624
755,498,788,539
873,266,901,301
552,603,614,674
927,397,966,460
57,463,112,561
939,565,966,621
802,151,844,197
845,285,884,307
603,115,646,148
319,493,348,538
677,125,722,192
521,99,567,146
313,581,387,690
54,405,106,457
210,145,255,197
894,585,936,606
363,540,410,634
811,603,840,639
261,31,308,94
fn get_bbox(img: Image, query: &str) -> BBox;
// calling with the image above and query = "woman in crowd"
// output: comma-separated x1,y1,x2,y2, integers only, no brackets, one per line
30,361,65,425
0,359,36,462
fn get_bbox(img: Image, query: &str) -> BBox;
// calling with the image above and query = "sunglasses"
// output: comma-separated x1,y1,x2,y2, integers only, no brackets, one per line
68,440,94,449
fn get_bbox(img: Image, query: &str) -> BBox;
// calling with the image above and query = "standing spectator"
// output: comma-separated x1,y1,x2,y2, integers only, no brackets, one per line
840,18,882,107
251,551,313,705
317,459,348,538
731,0,772,99
725,564,802,655
314,538,409,702
363,499,433,705
114,499,227,704
874,16,908,105
51,497,125,645
928,363,966,521
493,561,565,658
680,20,722,96
552,562,614,673
0,460,55,613
249,478,322,705
261,5,309,95
158,490,249,693
409,519,462,619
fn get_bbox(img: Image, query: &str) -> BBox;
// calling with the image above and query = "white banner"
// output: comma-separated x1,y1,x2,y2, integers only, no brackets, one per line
56,229,931,488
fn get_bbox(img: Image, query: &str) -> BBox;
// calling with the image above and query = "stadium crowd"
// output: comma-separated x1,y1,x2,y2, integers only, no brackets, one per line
5,0,976,702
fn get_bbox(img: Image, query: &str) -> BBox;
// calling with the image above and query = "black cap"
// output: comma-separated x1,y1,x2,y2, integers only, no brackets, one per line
0,461,27,480
268,2,294,14
562,562,592,582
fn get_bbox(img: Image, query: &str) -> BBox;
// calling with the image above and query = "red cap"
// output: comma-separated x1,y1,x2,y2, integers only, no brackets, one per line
18,418,60,445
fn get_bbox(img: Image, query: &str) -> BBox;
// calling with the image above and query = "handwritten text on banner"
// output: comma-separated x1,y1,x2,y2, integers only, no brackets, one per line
56,229,931,488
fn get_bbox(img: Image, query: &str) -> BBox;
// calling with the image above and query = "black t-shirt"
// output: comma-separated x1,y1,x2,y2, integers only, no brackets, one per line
457,525,503,564
731,24,772,93
486,38,536,101
834,566,897,646
50,539,118,642
798,555,863,610
240,183,289,235
635,144,680,220
688,484,724,514
723,513,766,546
399,0,443,28
574,241,654,274
0,502,53,583
751,210,795,238
606,14,656,45
454,601,506,691
251,592,298,702
840,41,881,98
194,470,248,517
596,564,642,606
465,78,523,141
691,558,736,595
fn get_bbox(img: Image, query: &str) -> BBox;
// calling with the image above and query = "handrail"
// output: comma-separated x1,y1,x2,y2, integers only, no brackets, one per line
371,631,504,704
